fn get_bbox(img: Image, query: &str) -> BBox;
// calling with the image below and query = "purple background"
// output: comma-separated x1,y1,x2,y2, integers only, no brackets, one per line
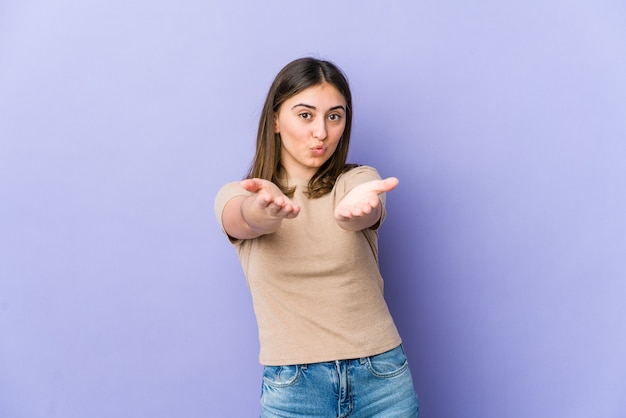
2,1,625,417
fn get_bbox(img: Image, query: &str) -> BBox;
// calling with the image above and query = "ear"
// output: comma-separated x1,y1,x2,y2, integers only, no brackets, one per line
273,115,280,134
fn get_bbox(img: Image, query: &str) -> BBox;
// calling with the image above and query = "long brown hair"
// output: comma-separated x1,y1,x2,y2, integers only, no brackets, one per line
247,57,357,198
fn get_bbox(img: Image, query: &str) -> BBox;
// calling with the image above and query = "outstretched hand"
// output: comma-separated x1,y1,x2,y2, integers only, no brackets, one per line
334,177,399,222
241,178,301,220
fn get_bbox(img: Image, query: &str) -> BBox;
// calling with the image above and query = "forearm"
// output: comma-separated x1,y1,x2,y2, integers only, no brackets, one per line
240,195,283,236
222,195,282,239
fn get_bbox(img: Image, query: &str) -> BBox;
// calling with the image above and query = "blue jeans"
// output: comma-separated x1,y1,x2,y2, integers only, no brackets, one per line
260,345,419,417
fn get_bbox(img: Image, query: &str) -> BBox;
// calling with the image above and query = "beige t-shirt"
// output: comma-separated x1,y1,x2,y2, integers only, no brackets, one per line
214,166,401,366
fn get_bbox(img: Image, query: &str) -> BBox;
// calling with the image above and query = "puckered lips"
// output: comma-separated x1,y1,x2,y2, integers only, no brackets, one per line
311,144,326,156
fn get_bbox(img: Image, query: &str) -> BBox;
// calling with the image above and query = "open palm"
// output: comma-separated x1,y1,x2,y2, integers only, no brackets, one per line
334,177,399,221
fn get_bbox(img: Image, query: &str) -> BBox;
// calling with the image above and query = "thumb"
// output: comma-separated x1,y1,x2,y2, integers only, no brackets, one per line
379,177,399,193
241,178,264,193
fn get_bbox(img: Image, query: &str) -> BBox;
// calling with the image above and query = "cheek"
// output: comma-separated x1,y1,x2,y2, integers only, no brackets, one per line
331,125,346,141
328,137,342,153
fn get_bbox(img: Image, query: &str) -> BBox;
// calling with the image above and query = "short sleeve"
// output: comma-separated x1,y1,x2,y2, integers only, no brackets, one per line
214,181,252,241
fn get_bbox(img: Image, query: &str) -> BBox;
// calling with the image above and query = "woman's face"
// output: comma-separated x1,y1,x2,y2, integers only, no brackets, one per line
274,82,347,180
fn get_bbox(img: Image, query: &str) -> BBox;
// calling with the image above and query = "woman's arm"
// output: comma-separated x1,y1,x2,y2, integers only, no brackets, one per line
221,178,301,240
334,177,399,231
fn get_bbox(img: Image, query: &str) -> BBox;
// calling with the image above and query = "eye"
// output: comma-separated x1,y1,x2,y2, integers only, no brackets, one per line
328,113,342,121
299,112,312,120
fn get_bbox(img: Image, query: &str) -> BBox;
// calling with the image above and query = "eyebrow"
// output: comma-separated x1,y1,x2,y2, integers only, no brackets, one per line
291,103,346,112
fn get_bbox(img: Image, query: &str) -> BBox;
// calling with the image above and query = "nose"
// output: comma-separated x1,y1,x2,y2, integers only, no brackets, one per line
312,118,328,141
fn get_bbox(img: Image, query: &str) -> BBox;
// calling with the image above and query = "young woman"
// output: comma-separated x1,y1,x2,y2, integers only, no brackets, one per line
214,57,419,417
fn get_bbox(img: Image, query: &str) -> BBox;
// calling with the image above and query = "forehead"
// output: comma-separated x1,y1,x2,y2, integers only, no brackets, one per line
284,83,346,107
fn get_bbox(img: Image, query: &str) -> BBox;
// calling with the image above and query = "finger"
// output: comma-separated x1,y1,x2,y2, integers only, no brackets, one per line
273,195,285,207
288,204,301,217
380,177,399,192
279,204,295,217
335,212,351,221
366,177,398,195
277,203,300,219
334,207,350,220
241,178,263,193
344,207,361,218
367,195,381,208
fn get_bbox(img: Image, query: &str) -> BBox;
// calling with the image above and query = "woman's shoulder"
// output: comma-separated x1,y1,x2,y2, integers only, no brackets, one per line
332,165,383,196
337,164,382,184
216,181,248,197
214,181,250,212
